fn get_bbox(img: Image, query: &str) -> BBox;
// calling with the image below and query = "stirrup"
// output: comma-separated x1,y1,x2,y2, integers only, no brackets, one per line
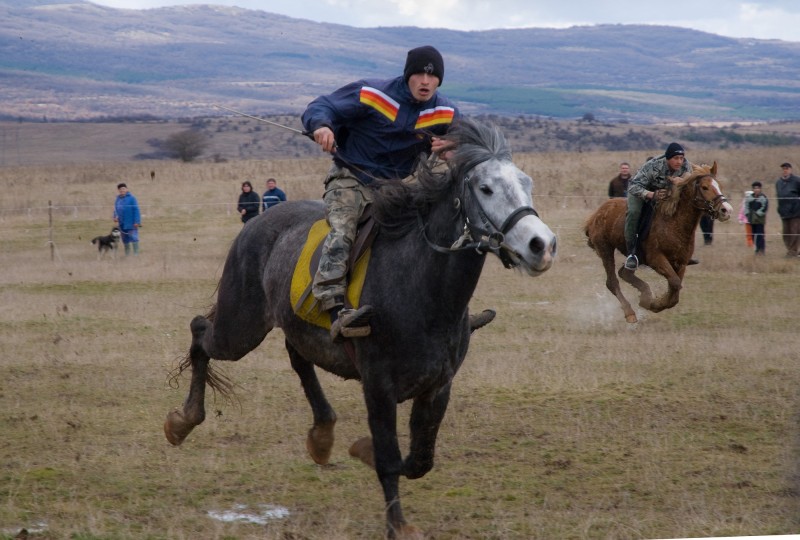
330,305,374,341
624,254,638,270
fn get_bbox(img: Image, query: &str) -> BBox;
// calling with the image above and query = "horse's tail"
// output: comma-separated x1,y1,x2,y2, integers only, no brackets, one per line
166,302,239,404
582,213,596,249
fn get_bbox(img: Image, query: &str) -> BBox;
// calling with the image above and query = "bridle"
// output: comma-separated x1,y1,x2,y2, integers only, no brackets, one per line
691,174,728,220
420,167,539,269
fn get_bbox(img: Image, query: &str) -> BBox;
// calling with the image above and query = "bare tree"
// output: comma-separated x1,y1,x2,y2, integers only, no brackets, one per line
164,129,209,162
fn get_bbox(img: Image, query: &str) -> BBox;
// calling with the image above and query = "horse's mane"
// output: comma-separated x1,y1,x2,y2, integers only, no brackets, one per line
371,119,513,237
658,163,714,217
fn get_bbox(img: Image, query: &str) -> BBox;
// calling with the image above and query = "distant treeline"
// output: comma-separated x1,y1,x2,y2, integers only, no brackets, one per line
679,128,800,147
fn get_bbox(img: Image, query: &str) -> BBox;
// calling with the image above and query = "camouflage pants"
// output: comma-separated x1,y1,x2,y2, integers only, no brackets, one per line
312,166,373,311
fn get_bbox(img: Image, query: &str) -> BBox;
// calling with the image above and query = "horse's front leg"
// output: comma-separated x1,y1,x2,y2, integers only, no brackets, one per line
164,316,211,445
350,380,421,539
403,385,451,479
648,257,683,312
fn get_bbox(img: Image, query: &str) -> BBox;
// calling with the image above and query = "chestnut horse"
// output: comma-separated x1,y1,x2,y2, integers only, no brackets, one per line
584,162,732,323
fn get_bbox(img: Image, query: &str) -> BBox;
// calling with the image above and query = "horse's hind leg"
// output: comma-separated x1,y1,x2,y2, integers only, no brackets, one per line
598,248,638,323
286,341,337,465
165,296,271,445
164,315,213,446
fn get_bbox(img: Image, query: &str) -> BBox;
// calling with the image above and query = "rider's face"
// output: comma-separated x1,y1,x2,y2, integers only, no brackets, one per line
407,72,440,102
666,155,685,171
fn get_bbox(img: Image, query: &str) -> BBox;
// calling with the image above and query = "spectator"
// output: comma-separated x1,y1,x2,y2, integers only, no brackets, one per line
775,162,800,258
608,162,631,198
699,214,714,245
745,181,768,255
238,181,261,224
737,190,755,248
262,178,287,212
113,182,141,256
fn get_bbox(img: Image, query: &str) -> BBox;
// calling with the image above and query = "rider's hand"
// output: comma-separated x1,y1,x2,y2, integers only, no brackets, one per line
654,189,668,201
431,137,455,161
313,126,336,154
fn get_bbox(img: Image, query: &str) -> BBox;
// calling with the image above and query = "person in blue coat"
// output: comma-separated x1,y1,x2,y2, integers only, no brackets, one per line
261,178,287,212
113,182,141,256
301,45,460,340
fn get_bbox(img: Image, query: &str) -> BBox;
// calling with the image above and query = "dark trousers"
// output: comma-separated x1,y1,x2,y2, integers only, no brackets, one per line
699,215,714,245
751,223,765,253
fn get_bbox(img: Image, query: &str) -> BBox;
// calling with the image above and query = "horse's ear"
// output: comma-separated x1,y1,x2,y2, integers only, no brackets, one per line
711,161,718,176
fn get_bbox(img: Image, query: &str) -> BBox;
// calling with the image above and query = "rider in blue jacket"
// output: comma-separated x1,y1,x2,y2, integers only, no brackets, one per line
302,45,460,340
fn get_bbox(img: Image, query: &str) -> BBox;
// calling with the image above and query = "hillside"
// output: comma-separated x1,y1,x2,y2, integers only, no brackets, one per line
1,0,800,123
3,115,800,166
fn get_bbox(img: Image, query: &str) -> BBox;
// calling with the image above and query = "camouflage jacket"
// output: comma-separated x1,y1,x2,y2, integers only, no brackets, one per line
745,192,768,225
628,155,693,201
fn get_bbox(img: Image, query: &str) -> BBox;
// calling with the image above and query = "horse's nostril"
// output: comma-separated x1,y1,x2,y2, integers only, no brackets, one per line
529,236,545,254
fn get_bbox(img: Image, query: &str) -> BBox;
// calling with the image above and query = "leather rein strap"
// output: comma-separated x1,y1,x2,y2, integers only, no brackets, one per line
421,172,539,269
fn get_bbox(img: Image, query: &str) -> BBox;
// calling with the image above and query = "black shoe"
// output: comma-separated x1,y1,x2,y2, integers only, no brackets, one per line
469,309,496,333
330,305,374,341
687,258,700,265
624,254,638,271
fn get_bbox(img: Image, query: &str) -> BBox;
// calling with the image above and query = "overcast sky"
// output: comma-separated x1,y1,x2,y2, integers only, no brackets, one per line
88,0,800,42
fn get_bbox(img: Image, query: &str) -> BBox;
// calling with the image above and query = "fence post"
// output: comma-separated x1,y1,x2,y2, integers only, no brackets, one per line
49,200,54,262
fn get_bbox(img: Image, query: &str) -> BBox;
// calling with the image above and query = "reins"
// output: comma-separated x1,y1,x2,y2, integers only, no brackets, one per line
419,168,539,269
690,175,728,220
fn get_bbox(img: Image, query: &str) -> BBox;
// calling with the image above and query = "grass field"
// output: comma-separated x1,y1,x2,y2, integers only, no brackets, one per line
1,145,799,539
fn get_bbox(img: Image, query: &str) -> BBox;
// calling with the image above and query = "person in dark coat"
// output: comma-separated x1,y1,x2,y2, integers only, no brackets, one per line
237,181,261,224
608,162,631,198
775,162,800,257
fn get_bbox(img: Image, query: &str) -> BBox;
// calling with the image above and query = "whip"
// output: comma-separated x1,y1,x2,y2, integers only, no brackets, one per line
214,104,311,138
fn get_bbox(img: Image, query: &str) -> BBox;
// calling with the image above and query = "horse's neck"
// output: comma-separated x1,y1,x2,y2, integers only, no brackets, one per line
411,197,486,301
674,183,704,233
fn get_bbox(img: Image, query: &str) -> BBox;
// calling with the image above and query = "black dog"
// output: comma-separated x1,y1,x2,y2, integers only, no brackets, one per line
91,227,121,259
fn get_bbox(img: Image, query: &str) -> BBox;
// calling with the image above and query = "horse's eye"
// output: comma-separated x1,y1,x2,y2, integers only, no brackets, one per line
479,185,493,195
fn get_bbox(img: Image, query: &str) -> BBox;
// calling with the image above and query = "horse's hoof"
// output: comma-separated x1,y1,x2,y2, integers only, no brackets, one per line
348,436,375,469
625,314,638,323
164,408,195,446
388,523,424,540
306,420,336,465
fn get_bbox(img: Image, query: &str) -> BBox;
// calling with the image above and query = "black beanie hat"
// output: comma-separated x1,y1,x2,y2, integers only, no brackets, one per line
665,142,685,160
403,45,444,85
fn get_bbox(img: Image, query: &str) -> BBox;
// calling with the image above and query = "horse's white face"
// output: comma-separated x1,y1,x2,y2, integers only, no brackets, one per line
704,177,733,222
469,160,557,275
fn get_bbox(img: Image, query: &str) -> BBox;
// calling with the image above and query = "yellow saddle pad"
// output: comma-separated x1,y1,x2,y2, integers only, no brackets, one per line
290,219,371,329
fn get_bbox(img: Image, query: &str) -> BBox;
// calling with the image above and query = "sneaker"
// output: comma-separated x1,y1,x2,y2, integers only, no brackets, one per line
469,309,496,333
330,305,374,341
624,254,638,271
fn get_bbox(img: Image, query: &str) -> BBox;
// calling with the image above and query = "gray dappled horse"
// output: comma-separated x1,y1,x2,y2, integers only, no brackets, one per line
164,119,557,538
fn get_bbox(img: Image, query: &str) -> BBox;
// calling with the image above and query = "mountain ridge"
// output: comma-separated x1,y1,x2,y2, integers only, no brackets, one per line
2,0,800,122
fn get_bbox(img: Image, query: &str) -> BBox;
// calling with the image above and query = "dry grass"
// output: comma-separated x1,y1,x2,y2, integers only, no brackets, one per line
1,147,799,539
